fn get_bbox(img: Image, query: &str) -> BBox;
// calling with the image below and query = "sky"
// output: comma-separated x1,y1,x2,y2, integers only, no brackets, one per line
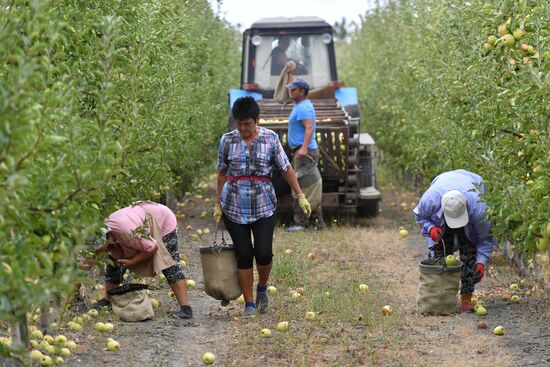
209,0,374,30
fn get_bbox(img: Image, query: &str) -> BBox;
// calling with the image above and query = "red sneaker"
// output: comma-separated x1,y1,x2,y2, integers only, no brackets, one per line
459,302,474,313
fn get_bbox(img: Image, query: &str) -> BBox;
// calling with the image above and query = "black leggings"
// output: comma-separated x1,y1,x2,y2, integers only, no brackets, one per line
223,214,276,269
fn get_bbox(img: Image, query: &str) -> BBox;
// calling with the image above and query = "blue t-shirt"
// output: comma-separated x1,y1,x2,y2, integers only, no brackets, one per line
288,99,318,149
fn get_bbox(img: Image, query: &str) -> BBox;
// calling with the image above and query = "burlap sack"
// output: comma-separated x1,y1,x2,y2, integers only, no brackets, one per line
200,245,241,303
416,261,462,315
108,283,154,322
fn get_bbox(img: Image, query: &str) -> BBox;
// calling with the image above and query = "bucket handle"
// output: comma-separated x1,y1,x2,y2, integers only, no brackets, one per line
212,224,228,254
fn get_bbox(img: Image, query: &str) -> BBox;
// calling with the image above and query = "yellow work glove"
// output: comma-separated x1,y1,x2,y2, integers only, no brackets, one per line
296,193,311,218
213,204,223,223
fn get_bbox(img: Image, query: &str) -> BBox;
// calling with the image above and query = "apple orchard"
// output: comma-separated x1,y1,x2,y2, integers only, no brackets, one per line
0,0,549,365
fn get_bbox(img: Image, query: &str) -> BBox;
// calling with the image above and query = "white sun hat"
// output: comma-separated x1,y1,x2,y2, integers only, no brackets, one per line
441,190,469,228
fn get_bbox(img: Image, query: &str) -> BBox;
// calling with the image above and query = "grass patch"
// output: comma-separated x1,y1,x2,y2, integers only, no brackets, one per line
225,226,405,366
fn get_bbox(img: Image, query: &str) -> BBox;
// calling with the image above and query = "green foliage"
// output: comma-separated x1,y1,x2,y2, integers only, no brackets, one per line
339,0,549,254
0,0,239,323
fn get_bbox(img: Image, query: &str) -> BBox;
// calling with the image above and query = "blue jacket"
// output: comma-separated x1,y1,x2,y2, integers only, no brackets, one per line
412,169,495,264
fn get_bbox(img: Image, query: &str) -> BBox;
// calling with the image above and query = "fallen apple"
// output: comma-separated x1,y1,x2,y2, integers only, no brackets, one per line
284,249,292,255
260,328,272,338
382,305,393,316
509,283,519,291
54,335,67,346
39,355,54,366
43,335,54,344
359,284,369,291
493,326,505,335
179,260,187,268
151,299,160,308
53,356,64,365
475,306,487,316
106,339,120,351
66,341,77,350
203,228,210,234
305,311,316,320
44,344,56,355
69,322,82,332
202,352,215,365
511,295,520,303
476,321,488,329
59,347,71,357
30,339,39,348
94,322,105,331
307,252,316,260
276,321,290,332
32,329,44,339
186,279,196,289
487,35,497,45
399,228,408,238
267,286,277,295
291,291,301,299
445,255,457,266
81,314,92,322
196,229,203,236
102,323,114,332
30,350,44,361
237,294,245,304
158,273,167,281
501,294,511,301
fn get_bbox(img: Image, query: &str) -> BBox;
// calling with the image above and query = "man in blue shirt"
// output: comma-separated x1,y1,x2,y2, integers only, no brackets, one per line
285,78,324,232
413,169,495,313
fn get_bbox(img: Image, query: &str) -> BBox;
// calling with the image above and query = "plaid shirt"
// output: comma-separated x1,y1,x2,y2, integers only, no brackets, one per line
216,127,290,224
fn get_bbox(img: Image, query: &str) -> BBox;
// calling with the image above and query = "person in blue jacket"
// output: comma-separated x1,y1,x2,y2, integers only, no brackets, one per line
413,169,495,313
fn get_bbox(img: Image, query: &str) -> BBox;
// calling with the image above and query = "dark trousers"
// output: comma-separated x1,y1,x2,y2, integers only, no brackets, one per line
433,228,478,295
223,214,276,269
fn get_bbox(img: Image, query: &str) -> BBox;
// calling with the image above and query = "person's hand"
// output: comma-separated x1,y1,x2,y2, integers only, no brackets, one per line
473,263,485,283
296,146,308,159
286,60,296,72
429,226,444,241
213,204,223,223
117,258,134,267
296,193,311,218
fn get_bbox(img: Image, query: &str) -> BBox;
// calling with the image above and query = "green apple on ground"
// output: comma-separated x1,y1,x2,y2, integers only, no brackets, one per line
66,341,77,350
30,340,39,348
305,311,316,320
291,291,301,299
54,335,67,346
59,347,71,357
509,283,519,291
487,35,497,45
359,283,369,291
399,227,408,238
102,323,114,332
493,326,505,335
186,279,196,289
158,274,166,281
54,356,64,365
475,306,487,316
284,249,292,255
94,322,105,331
382,305,393,316
30,350,44,361
151,298,160,308
202,352,215,365
277,321,290,332
445,255,457,266
267,286,277,295
106,339,120,351
32,329,44,339
44,344,56,355
511,295,520,303
260,328,272,338
236,294,245,304
39,355,54,366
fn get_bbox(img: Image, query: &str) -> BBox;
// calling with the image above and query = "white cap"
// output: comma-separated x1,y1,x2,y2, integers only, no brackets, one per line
441,190,468,228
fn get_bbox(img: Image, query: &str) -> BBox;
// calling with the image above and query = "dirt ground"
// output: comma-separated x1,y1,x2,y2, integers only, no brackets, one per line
42,178,549,367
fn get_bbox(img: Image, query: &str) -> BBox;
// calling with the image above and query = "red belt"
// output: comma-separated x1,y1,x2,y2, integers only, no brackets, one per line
227,176,270,182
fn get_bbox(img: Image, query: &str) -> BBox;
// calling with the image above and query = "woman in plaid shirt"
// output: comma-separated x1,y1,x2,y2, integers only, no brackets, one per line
214,96,311,317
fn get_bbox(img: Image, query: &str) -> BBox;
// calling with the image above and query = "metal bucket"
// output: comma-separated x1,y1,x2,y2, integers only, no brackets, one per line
416,259,462,315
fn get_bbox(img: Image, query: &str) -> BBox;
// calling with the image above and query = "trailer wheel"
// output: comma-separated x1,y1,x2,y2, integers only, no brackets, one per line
356,200,379,217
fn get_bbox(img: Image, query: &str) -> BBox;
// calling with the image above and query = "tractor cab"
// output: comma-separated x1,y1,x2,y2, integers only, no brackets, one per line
240,17,338,95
